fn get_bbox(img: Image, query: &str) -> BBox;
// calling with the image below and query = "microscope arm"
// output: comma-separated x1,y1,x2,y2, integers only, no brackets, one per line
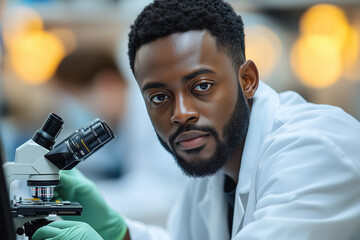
3,139,60,191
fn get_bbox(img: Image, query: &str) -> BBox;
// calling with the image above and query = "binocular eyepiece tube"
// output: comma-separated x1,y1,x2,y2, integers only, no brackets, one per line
28,113,115,202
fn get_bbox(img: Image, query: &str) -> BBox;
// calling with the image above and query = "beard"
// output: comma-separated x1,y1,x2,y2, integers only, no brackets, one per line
156,84,250,178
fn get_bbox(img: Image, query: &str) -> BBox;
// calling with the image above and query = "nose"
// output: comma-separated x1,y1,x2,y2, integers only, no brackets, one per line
170,93,199,125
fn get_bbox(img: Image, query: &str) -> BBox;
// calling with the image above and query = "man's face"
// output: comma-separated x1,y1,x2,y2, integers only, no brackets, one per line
134,30,250,177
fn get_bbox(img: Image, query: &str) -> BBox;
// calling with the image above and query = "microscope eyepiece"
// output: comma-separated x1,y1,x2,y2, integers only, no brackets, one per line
32,113,64,150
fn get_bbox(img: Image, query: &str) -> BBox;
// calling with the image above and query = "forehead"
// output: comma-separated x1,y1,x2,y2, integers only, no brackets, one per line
134,30,229,84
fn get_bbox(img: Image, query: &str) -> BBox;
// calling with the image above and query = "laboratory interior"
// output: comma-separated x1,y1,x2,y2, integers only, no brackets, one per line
0,0,359,239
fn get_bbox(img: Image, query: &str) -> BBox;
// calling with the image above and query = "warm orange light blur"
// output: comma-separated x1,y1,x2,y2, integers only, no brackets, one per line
3,6,68,85
9,30,66,84
292,4,359,88
50,28,77,55
245,25,282,81
291,35,343,88
343,20,360,81
3,6,43,46
300,4,349,51
342,26,359,74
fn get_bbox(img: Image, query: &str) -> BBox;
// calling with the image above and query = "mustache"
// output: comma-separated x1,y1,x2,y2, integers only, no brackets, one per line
169,124,218,148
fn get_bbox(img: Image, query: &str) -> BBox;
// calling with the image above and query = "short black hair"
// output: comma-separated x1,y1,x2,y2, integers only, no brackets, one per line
128,0,246,75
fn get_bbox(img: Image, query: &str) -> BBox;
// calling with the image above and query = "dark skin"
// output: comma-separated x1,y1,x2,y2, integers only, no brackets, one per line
134,30,259,183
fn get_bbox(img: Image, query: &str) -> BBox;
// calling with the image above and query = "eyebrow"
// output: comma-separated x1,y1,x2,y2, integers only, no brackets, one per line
182,68,214,82
141,68,214,93
142,82,167,93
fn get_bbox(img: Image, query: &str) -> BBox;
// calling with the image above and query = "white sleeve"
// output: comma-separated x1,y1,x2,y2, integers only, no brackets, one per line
126,218,170,240
234,131,360,240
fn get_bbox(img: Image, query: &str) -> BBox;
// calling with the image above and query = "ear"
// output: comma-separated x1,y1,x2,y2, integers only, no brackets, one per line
238,60,259,99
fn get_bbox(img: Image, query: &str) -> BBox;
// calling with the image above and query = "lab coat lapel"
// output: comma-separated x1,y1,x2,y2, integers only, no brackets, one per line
231,192,245,235
232,81,280,237
198,174,229,240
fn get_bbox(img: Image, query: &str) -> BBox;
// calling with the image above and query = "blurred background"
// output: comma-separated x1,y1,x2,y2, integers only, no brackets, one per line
0,0,359,228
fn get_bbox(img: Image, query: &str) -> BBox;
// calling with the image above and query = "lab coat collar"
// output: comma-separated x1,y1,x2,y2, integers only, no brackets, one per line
198,175,229,240
232,81,279,236
237,81,279,194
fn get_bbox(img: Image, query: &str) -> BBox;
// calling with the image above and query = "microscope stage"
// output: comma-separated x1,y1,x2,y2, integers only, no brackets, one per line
11,200,83,217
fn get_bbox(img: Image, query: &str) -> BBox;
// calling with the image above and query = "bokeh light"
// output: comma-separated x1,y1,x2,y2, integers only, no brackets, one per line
245,25,282,81
9,30,66,84
2,5,43,44
291,4,359,88
343,21,360,81
3,5,66,84
50,28,77,55
291,34,342,88
300,4,349,52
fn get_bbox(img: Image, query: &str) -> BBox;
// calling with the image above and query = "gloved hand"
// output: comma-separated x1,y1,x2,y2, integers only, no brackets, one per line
54,168,127,240
33,221,102,240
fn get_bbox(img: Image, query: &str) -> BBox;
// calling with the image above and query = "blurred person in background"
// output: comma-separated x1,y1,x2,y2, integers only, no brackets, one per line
32,0,360,240
51,49,128,180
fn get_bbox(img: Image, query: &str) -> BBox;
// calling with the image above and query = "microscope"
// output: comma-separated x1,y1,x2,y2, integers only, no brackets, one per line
2,113,115,239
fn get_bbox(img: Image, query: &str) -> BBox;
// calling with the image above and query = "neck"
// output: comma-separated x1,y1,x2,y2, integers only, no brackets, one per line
222,142,244,183
222,100,252,184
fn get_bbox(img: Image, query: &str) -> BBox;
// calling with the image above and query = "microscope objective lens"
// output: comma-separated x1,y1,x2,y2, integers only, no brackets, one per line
30,186,55,202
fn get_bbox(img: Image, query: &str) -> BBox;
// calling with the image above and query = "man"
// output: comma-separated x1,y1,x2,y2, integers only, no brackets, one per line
52,49,128,180
33,0,360,239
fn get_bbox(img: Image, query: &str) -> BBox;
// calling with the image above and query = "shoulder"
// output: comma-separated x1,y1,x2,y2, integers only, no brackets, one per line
255,99,360,197
267,91,360,166
254,129,360,215
274,91,359,133
254,91,360,188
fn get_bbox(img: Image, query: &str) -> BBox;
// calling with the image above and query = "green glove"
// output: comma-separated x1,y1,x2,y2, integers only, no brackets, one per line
55,168,127,240
32,221,102,240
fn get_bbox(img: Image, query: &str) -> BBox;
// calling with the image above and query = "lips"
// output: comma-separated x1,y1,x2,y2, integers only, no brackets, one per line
174,131,210,150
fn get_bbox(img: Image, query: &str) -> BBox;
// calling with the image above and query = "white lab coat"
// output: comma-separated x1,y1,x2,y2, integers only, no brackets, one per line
126,81,360,240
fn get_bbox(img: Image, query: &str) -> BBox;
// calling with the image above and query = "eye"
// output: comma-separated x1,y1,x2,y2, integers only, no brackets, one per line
151,94,169,104
193,82,213,92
